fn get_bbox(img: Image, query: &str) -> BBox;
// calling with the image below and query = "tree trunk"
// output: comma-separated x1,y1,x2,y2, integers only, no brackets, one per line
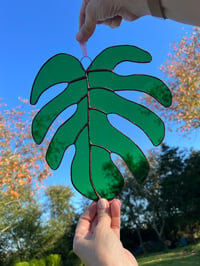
152,213,168,250
135,227,146,254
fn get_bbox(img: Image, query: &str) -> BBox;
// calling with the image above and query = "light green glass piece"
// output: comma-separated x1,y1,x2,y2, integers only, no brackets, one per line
30,45,172,201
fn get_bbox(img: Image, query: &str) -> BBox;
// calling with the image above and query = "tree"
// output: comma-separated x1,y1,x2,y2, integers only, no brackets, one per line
0,98,52,199
0,98,81,265
45,185,74,223
0,182,44,265
103,150,173,252
161,149,200,242
43,185,76,262
182,151,200,224
103,144,200,250
145,144,185,246
0,98,52,264
145,27,200,132
120,179,148,254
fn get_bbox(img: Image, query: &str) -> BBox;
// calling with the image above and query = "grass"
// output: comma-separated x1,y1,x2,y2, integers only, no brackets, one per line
137,242,200,265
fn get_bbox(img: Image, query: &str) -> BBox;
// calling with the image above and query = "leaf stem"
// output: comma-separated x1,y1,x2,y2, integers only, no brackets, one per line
86,71,101,200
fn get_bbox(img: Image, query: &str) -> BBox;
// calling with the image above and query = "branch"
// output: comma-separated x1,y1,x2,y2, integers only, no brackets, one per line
0,225,11,234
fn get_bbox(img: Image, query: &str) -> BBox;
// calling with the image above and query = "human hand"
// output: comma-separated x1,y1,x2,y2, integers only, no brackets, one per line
76,0,150,43
73,198,138,266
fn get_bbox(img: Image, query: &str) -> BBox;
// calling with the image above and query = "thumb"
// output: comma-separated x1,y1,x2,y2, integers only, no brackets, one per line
97,198,111,226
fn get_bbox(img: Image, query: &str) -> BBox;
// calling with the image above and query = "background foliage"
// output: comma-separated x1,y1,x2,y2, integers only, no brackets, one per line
145,27,200,132
1,27,200,265
0,98,200,265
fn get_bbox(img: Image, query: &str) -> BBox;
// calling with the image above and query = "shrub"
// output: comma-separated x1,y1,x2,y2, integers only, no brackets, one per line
15,254,62,266
67,250,83,266
45,254,61,266
15,262,30,266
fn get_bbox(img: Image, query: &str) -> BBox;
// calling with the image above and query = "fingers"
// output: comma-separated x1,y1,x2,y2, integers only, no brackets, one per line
119,9,139,21
110,199,121,239
77,8,122,42
97,198,111,227
76,0,141,42
76,0,97,43
75,198,120,241
76,14,96,43
90,214,98,234
97,16,123,28
74,201,97,240
79,0,88,28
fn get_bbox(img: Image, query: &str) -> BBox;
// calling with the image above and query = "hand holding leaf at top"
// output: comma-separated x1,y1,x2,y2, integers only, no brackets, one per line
76,0,150,42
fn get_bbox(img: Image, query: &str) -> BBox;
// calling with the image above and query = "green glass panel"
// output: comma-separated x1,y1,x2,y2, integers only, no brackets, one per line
72,127,124,201
32,79,88,144
72,127,97,200
30,45,172,200
31,53,85,104
88,45,151,70
91,146,124,200
46,98,88,170
88,71,172,107
89,88,164,146
90,110,149,183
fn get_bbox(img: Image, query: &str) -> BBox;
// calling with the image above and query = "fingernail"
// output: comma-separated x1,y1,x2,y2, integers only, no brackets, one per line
79,42,87,57
115,199,121,207
98,199,108,209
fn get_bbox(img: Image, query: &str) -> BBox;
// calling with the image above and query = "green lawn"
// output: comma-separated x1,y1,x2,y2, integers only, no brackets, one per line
137,242,200,266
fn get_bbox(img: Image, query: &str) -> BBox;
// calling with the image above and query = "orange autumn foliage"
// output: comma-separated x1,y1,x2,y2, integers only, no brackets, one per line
0,98,52,198
145,27,200,132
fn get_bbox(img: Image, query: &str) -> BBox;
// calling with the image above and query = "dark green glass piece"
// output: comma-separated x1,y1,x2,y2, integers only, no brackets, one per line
32,79,87,144
72,127,124,201
89,88,165,146
30,45,172,201
89,109,149,183
31,53,85,105
88,71,172,107
88,45,152,70
46,97,88,170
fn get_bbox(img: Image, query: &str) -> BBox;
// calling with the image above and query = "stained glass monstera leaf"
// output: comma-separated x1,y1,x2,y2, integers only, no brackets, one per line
30,45,172,201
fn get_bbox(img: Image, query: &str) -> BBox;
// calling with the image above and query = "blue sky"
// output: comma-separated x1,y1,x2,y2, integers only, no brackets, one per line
1,1,199,197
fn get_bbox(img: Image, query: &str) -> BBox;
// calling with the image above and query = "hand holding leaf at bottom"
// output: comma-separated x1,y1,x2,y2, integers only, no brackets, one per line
73,199,138,266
